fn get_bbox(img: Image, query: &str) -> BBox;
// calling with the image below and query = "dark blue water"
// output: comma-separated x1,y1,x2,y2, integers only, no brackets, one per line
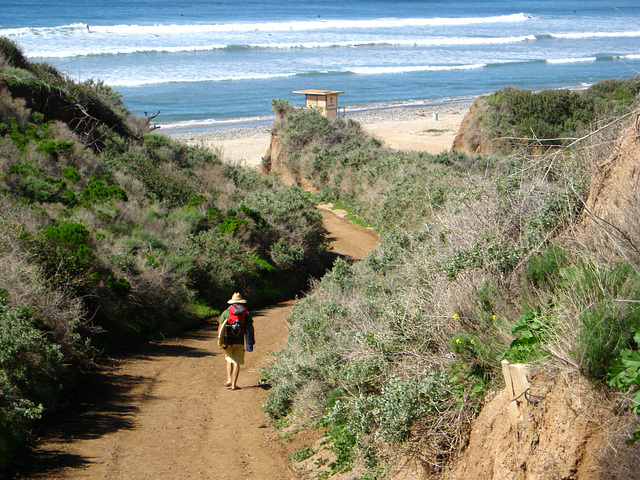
3,0,639,130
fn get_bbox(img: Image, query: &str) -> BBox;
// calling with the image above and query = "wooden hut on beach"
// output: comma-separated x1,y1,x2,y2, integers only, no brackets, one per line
293,89,344,120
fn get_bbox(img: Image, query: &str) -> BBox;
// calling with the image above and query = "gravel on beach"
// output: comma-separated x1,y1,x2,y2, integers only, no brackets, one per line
164,101,474,143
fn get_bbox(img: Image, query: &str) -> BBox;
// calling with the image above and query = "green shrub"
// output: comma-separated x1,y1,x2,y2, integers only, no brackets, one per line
561,261,640,380
61,166,81,183
608,328,640,445
314,367,453,475
376,371,451,444
585,78,640,108
270,238,304,268
35,139,75,161
17,174,65,203
0,37,30,70
218,211,247,234
290,445,316,463
527,190,583,234
80,175,128,206
579,304,640,380
6,119,41,151
471,79,640,154
26,62,64,85
106,272,132,295
0,297,65,468
41,221,93,271
499,307,550,364
271,98,295,117
66,79,129,126
319,409,356,475
133,160,194,206
526,244,568,289
187,194,207,207
143,134,171,149
486,87,596,146
167,206,205,232
261,373,297,420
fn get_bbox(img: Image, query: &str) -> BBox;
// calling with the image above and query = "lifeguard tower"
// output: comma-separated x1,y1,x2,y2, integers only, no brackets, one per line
293,89,344,120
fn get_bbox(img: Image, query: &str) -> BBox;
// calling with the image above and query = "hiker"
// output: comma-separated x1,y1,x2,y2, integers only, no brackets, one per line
217,292,255,390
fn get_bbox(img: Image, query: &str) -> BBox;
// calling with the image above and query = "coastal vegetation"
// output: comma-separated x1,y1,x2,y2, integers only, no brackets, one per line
454,80,640,154
2,32,640,477
0,38,331,468
262,81,640,477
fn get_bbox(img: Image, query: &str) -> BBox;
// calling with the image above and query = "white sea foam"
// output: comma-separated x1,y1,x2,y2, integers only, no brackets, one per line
243,35,535,50
104,63,490,87
27,35,536,59
108,72,298,87
4,13,535,60
93,14,528,34
548,31,640,40
0,23,89,37
159,115,275,131
27,44,229,59
546,57,598,64
1,13,530,38
350,64,486,75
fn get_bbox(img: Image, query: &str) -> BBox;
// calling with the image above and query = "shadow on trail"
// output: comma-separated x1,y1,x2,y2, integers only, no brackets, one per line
9,331,215,479
111,325,217,362
10,450,91,478
9,370,144,478
126,342,214,361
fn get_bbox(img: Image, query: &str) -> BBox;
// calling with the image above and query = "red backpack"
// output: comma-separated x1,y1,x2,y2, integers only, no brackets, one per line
227,304,247,336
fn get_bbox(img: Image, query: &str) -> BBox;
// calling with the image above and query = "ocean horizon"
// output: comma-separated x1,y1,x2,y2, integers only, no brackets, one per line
2,0,639,132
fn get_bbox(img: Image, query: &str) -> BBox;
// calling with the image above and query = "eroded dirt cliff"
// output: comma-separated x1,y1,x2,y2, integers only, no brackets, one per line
442,107,640,480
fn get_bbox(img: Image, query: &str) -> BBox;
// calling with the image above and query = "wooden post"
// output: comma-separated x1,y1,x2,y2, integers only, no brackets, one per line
501,360,531,425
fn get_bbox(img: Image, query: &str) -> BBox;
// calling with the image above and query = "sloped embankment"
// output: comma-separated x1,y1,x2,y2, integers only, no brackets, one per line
444,108,640,480
445,370,637,479
579,111,640,259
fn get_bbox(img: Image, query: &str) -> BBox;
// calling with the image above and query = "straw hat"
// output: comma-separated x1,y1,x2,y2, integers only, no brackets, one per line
227,292,247,304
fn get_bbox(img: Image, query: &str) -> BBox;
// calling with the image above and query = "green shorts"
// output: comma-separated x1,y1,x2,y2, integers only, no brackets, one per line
225,344,245,365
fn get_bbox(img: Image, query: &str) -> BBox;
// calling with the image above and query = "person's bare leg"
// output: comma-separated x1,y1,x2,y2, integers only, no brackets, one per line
226,360,233,386
230,364,240,389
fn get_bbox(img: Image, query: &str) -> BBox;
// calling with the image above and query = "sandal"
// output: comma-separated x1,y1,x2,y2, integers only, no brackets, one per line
224,382,232,388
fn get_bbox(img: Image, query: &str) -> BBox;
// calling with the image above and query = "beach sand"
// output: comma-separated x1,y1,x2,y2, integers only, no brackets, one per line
359,108,467,153
166,102,472,167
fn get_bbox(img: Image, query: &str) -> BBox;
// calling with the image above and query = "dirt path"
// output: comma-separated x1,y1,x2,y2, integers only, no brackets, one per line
17,208,378,480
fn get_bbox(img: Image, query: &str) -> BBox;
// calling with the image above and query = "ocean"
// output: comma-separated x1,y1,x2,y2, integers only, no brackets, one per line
2,0,640,132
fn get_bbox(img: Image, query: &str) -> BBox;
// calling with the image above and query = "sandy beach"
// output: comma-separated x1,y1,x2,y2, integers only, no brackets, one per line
165,101,473,167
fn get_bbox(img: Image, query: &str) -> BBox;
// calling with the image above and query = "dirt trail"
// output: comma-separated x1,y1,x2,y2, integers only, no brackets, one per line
17,208,378,480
